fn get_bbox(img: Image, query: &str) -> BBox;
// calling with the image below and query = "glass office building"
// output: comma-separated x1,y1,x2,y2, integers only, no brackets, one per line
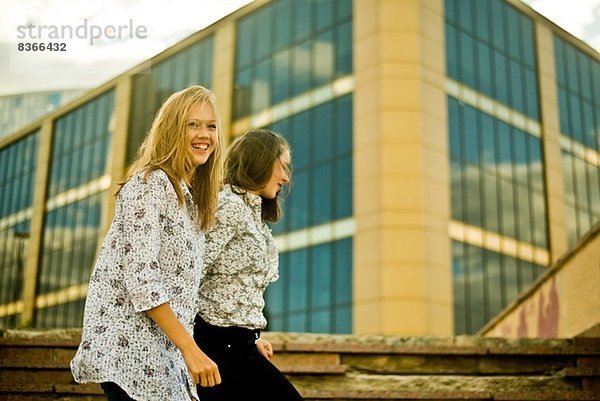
0,90,84,140
0,0,597,335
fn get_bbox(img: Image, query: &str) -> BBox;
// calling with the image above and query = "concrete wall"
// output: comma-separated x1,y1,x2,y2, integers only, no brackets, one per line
481,222,600,338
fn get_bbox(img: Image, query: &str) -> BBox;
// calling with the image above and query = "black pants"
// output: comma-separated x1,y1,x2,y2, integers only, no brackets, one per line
193,315,303,401
100,382,135,401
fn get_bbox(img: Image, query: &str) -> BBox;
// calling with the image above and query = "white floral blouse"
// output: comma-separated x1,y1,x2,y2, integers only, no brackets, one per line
198,185,279,330
71,169,203,401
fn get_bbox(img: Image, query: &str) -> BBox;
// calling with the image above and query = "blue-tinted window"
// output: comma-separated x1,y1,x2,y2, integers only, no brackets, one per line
292,42,311,96
334,157,353,219
263,94,353,334
474,1,490,44
0,217,30,328
288,170,309,231
312,164,333,225
446,24,458,79
459,31,476,88
252,59,271,113
452,240,545,334
35,192,103,328
445,0,539,119
315,0,334,32
448,96,548,248
314,102,333,163
293,0,312,42
268,95,353,233
0,132,39,218
272,50,291,103
273,0,292,51
314,30,334,87
554,36,600,246
265,237,352,333
456,0,474,34
335,21,352,77
48,91,114,197
290,111,310,170
256,7,272,61
237,14,253,69
34,298,86,329
233,0,352,119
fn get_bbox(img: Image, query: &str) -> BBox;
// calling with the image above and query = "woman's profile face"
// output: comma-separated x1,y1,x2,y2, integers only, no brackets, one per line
257,149,291,199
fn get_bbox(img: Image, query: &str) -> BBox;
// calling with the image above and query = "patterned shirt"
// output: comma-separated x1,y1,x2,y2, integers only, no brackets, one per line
71,170,203,401
198,185,279,329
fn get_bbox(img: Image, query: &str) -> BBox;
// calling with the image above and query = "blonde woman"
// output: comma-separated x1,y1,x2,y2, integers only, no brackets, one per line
194,129,303,400
71,86,222,400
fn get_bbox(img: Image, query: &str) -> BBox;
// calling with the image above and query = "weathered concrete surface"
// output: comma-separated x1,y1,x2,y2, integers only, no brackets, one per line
1,329,599,400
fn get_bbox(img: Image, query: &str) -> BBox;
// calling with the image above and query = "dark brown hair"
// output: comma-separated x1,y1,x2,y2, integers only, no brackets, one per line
224,129,291,222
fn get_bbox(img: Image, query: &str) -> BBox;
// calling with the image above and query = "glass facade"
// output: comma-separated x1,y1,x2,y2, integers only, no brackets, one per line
554,36,600,247
448,98,548,248
34,91,114,328
47,91,114,198
265,238,352,333
128,37,214,163
0,132,38,328
448,98,548,334
268,95,353,235
0,90,83,140
452,241,545,334
263,95,354,333
233,0,352,118
445,0,539,120
234,0,354,333
445,0,548,333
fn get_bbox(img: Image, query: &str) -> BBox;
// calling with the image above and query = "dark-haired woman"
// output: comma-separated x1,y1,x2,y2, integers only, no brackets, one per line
194,129,303,400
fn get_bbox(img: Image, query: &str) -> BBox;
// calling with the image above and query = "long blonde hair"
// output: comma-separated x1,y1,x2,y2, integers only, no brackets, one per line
119,85,223,230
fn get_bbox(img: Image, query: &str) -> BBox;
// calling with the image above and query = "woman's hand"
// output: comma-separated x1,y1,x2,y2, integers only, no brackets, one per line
256,338,273,360
145,304,221,386
180,341,221,387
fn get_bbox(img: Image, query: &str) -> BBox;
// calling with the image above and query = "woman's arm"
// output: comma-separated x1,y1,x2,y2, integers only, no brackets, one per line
146,303,221,387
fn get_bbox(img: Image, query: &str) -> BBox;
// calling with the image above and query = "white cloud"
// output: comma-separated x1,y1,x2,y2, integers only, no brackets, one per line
522,0,600,51
0,0,252,95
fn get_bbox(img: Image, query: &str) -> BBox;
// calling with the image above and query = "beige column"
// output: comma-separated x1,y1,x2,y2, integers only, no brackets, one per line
212,20,236,141
353,0,452,335
535,25,569,261
19,122,53,327
100,78,132,237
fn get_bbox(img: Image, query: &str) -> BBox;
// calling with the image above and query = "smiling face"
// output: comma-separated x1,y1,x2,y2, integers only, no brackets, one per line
256,148,291,199
186,102,217,166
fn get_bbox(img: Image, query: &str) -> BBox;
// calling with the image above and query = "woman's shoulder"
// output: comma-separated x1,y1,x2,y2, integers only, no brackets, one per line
217,186,248,216
121,169,171,198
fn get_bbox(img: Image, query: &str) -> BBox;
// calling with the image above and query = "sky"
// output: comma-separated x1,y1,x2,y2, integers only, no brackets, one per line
523,0,600,49
0,0,598,97
0,0,252,96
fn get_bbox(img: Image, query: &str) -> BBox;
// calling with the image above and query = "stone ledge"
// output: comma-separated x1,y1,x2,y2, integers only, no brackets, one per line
290,373,579,393
275,363,349,374
2,330,599,356
562,367,600,377
301,389,494,400
494,392,600,400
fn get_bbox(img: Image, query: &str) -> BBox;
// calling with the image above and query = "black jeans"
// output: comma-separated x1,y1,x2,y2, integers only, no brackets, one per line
193,315,303,401
100,382,135,401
